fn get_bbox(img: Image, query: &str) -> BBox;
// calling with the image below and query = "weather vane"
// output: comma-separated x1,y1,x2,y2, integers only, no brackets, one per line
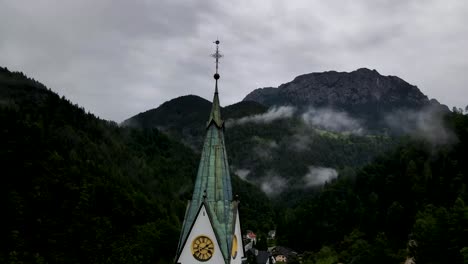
211,40,223,80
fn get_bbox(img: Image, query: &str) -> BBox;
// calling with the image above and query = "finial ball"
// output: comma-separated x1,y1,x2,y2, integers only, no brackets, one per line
215,40,220,44
214,73,220,80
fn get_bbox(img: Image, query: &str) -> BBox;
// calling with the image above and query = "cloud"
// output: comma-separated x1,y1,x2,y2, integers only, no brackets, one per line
384,105,456,145
259,173,287,196
1,0,467,122
235,169,250,181
303,166,338,187
301,107,364,134
228,106,296,126
251,137,278,161
290,133,314,151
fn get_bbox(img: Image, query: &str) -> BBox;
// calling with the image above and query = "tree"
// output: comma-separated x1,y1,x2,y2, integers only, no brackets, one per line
315,246,338,264
460,247,468,264
339,229,371,263
412,205,450,263
255,234,268,251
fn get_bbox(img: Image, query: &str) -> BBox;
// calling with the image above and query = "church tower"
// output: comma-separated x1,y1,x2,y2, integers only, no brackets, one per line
175,41,244,264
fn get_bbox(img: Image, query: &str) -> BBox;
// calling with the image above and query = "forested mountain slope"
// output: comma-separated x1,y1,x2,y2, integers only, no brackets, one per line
122,95,268,150
0,67,273,263
123,93,399,199
124,69,456,201
281,112,468,264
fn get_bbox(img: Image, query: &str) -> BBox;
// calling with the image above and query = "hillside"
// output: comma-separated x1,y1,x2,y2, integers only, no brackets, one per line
0,67,273,263
125,70,438,198
125,103,397,196
123,95,268,150
281,112,468,263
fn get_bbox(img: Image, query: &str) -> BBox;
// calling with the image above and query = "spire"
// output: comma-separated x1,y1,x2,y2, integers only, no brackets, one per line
176,40,235,263
207,40,224,128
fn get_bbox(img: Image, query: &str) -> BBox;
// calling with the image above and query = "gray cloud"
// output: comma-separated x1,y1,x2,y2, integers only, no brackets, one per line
301,108,364,135
303,166,338,187
259,172,287,196
1,0,467,121
234,169,251,181
289,132,314,151
251,137,278,161
228,106,296,126
384,105,456,145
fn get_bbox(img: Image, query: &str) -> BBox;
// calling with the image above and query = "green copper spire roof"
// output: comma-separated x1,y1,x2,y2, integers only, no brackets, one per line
207,83,224,128
176,40,235,263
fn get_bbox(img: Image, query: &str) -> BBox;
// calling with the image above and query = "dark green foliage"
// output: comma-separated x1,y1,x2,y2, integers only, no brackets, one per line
122,95,212,150
0,84,195,262
222,100,268,119
277,112,468,263
0,67,271,263
225,119,396,196
231,176,275,233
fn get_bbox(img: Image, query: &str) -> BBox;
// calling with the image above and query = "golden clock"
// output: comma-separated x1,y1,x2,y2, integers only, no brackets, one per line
191,235,214,261
231,235,238,259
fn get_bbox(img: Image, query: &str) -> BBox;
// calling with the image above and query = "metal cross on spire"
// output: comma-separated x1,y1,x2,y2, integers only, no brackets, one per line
211,40,223,80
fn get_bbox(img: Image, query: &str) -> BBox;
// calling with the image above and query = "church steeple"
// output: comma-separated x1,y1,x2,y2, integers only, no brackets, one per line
207,40,224,128
175,40,244,264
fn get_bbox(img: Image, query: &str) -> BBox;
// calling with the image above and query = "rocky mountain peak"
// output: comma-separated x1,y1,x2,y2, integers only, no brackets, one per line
243,68,430,112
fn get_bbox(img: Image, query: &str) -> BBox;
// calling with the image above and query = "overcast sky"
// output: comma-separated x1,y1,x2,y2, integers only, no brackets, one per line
1,0,467,122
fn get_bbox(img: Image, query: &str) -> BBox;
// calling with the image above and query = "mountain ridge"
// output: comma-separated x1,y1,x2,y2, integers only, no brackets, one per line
122,94,268,149
243,68,447,113
125,68,449,139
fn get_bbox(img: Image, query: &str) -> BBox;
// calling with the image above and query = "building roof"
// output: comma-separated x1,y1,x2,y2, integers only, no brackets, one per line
271,246,297,257
256,251,273,264
247,231,257,239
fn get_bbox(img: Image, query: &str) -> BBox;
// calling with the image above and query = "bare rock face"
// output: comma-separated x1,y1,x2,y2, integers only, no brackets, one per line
243,68,446,130
244,68,431,112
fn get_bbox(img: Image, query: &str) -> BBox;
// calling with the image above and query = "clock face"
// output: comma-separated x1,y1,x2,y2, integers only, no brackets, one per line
231,235,238,259
191,235,214,261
